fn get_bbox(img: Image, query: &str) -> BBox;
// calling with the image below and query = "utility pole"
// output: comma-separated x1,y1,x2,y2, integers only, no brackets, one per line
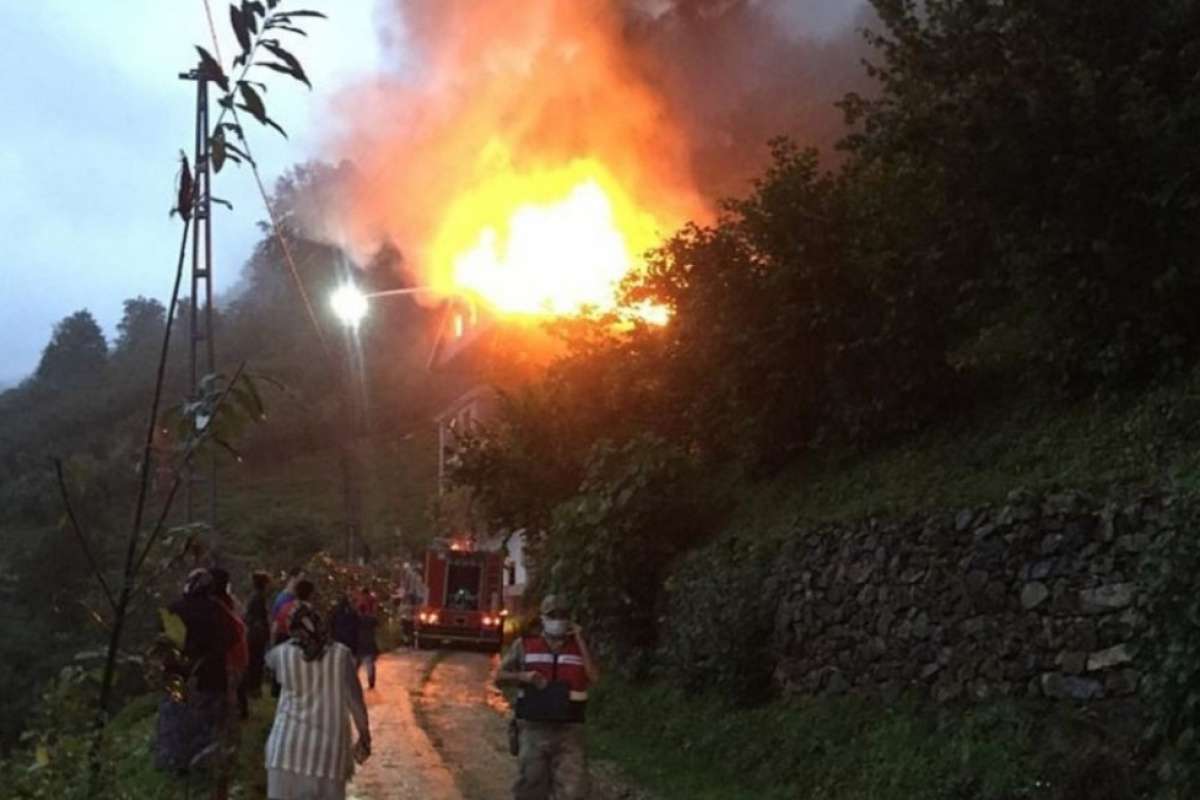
338,326,365,563
180,67,217,532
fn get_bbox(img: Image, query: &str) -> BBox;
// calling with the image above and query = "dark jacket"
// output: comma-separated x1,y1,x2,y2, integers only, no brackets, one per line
331,599,360,656
357,611,379,657
244,589,270,649
169,594,236,692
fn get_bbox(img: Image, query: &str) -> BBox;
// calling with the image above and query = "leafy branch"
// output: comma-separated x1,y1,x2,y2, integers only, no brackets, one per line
199,2,328,173
59,4,328,795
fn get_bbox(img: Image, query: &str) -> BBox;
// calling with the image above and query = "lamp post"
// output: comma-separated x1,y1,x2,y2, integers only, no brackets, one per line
330,283,450,327
328,283,452,562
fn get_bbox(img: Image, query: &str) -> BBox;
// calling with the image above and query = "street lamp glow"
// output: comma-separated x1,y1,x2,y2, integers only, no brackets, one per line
331,284,369,326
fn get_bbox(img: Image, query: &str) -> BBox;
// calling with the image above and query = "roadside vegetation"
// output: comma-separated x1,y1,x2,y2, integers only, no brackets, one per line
3,0,1200,797
445,1,1200,797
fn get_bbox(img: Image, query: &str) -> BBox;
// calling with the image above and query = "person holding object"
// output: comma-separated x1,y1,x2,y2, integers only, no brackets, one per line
496,594,600,800
264,603,371,800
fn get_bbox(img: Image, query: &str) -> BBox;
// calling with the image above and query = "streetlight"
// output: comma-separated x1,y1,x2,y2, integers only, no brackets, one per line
331,284,458,328
330,283,369,327
328,282,457,562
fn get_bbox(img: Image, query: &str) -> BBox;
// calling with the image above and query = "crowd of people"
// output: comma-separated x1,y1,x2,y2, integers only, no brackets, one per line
153,564,598,800
155,566,374,800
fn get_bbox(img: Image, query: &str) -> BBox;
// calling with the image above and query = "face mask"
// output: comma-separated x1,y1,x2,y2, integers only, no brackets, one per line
542,617,570,638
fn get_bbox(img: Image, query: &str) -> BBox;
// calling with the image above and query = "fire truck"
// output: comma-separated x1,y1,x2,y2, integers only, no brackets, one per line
413,538,507,651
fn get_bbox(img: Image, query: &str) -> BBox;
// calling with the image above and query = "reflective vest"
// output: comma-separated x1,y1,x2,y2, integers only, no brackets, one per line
515,635,589,723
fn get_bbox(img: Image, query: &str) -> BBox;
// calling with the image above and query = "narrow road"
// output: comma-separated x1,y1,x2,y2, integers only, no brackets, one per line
346,649,462,800
346,648,653,800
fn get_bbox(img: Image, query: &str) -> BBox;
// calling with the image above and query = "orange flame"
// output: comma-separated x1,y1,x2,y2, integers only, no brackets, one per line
428,152,669,320
334,1,707,323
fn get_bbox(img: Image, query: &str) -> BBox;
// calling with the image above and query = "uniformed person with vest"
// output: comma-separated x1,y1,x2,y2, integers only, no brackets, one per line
497,594,600,800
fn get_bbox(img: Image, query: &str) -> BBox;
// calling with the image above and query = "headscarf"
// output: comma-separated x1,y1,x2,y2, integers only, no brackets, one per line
287,603,328,661
183,568,212,597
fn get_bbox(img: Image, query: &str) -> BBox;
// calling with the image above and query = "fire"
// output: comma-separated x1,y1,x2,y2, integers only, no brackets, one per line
333,1,711,326
427,154,669,321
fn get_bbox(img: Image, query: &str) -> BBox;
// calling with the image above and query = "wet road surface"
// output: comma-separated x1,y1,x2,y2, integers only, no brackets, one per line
346,648,654,800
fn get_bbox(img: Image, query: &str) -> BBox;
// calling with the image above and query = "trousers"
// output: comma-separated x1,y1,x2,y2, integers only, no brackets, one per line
513,720,588,800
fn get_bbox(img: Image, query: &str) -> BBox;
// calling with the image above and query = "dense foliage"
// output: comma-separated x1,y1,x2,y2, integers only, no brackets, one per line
0,164,450,752
443,14,1200,799
1140,496,1200,796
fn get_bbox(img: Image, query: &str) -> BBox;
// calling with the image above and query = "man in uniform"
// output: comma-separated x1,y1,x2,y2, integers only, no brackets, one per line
497,594,600,800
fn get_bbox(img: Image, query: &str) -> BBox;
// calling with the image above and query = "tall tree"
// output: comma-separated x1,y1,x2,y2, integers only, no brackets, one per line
112,296,166,365
35,310,108,391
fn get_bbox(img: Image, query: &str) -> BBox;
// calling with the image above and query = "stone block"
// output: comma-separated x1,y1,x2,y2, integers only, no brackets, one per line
1104,669,1140,696
1057,651,1087,675
1040,533,1065,556
1040,672,1104,701
1079,583,1136,614
913,611,931,639
1021,581,1050,609
1087,643,1133,672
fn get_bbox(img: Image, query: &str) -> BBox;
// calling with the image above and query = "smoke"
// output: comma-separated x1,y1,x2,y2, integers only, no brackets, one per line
326,0,873,288
620,0,875,196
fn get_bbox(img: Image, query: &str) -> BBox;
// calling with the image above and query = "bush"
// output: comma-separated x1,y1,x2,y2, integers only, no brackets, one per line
1140,494,1200,797
589,679,1049,800
529,436,719,671
657,532,782,701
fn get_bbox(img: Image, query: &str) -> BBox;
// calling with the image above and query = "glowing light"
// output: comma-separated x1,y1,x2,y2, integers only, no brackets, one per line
330,284,368,327
427,157,670,324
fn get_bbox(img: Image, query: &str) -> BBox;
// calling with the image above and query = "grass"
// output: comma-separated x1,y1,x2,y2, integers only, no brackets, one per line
585,373,1200,800
101,691,277,799
588,679,1117,800
727,367,1200,538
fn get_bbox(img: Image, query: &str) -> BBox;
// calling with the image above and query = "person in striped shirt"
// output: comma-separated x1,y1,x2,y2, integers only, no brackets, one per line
264,603,372,800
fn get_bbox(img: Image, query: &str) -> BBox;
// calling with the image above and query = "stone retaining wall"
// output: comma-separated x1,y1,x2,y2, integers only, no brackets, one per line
770,490,1165,704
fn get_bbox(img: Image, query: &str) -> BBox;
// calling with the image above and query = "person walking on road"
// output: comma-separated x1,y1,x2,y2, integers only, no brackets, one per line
264,603,372,800
331,591,360,654
355,586,380,690
496,594,600,800
270,567,305,646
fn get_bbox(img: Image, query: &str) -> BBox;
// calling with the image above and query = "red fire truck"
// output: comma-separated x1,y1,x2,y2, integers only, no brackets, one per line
413,538,507,651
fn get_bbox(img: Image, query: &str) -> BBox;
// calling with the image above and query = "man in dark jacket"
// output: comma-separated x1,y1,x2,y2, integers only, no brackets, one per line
331,592,360,656
356,587,380,690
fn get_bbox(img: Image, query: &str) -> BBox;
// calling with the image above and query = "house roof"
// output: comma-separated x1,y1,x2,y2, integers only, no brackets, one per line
433,383,498,423
426,298,493,372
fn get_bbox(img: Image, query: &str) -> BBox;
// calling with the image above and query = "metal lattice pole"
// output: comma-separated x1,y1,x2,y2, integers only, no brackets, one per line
181,68,217,531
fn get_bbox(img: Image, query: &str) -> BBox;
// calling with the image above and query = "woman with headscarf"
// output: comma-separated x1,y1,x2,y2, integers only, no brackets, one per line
264,603,372,800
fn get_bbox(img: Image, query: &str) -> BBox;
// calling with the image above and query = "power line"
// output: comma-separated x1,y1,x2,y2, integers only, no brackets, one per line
200,0,333,362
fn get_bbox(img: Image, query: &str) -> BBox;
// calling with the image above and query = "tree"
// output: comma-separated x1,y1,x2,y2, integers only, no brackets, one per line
112,296,166,368
35,310,108,391
841,0,1200,385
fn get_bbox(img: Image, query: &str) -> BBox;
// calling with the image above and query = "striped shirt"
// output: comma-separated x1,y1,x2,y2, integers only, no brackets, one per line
264,641,369,782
